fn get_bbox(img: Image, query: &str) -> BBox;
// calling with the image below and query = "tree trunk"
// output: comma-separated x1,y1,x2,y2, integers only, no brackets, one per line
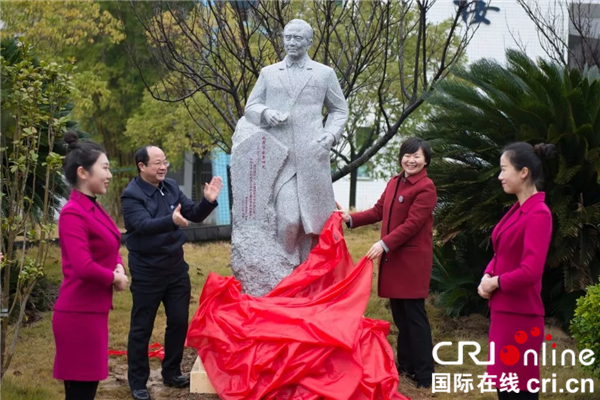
349,167,357,210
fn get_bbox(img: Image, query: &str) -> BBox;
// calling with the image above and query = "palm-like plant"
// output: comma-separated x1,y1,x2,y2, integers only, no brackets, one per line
430,233,490,318
422,50,600,325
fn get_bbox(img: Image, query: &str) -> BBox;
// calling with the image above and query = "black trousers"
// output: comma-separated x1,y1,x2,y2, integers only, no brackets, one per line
127,264,191,391
64,380,98,400
389,298,434,382
497,390,539,400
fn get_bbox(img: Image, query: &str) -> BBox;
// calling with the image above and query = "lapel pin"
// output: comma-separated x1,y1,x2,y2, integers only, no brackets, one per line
399,195,404,203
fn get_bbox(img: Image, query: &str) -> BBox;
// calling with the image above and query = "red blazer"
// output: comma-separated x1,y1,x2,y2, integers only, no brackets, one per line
351,169,437,298
484,192,552,316
54,190,123,313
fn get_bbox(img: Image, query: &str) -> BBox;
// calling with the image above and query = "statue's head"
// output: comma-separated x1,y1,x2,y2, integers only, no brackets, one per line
282,19,313,60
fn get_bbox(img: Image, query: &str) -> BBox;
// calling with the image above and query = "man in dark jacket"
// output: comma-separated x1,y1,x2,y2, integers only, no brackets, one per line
122,146,223,400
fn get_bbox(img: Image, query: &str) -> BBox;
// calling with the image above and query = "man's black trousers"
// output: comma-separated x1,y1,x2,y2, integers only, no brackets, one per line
390,298,435,383
127,264,191,391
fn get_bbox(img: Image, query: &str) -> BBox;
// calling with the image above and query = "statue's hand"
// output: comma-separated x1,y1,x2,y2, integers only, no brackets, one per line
317,132,335,149
264,109,283,127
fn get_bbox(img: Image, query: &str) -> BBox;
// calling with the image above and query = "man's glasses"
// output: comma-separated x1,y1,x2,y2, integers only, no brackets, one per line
149,161,170,168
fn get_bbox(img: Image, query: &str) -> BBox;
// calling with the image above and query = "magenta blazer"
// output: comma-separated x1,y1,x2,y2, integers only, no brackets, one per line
484,192,552,316
54,190,123,313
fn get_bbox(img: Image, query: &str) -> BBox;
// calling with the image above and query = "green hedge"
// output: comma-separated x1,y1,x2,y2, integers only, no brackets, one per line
570,278,600,380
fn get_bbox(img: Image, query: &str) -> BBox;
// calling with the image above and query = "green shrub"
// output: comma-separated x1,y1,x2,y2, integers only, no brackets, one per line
430,233,489,318
8,263,57,325
570,278,600,380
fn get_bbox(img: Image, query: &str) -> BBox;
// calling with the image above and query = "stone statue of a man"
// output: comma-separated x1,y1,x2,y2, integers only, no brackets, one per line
230,19,348,296
246,19,348,260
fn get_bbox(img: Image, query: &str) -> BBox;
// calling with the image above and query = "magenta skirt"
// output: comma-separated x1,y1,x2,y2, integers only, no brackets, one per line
487,310,544,391
53,310,109,381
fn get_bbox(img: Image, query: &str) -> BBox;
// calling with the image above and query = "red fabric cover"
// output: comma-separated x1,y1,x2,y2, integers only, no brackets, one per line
186,213,410,400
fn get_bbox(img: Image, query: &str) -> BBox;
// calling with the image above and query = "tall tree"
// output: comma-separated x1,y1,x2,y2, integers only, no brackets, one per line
130,0,483,198
1,1,160,221
123,89,213,169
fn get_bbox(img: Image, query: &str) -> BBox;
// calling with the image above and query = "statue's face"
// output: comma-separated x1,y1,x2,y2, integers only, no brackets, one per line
283,25,311,59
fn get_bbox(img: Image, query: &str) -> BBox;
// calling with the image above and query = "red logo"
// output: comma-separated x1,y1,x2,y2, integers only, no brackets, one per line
499,327,555,365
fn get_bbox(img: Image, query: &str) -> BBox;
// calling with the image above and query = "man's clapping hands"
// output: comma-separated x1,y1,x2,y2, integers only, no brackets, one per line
172,204,188,227
204,176,224,203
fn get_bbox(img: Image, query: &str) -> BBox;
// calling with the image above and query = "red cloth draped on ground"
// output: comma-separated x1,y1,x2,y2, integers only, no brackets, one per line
186,213,410,400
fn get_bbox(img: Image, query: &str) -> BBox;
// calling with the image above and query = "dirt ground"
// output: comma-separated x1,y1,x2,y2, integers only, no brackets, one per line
103,350,427,400
103,347,219,399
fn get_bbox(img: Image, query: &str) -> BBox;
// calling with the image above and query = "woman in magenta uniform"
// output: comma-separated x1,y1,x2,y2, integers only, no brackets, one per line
479,142,555,400
337,137,437,389
53,132,129,400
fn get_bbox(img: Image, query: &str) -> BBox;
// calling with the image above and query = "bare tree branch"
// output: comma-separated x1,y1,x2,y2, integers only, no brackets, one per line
129,0,482,184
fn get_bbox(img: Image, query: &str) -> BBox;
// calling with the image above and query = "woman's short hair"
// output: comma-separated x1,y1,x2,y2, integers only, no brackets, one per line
398,137,432,167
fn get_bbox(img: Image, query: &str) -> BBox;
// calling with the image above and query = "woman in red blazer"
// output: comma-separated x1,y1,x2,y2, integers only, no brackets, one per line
478,142,555,400
337,137,437,389
53,132,129,400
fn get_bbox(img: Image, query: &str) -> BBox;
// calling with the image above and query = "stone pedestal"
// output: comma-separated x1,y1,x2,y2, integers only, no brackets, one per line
230,117,295,296
190,356,217,394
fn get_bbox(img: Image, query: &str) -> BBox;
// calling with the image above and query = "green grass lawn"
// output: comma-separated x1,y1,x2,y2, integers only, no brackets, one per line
3,224,599,399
